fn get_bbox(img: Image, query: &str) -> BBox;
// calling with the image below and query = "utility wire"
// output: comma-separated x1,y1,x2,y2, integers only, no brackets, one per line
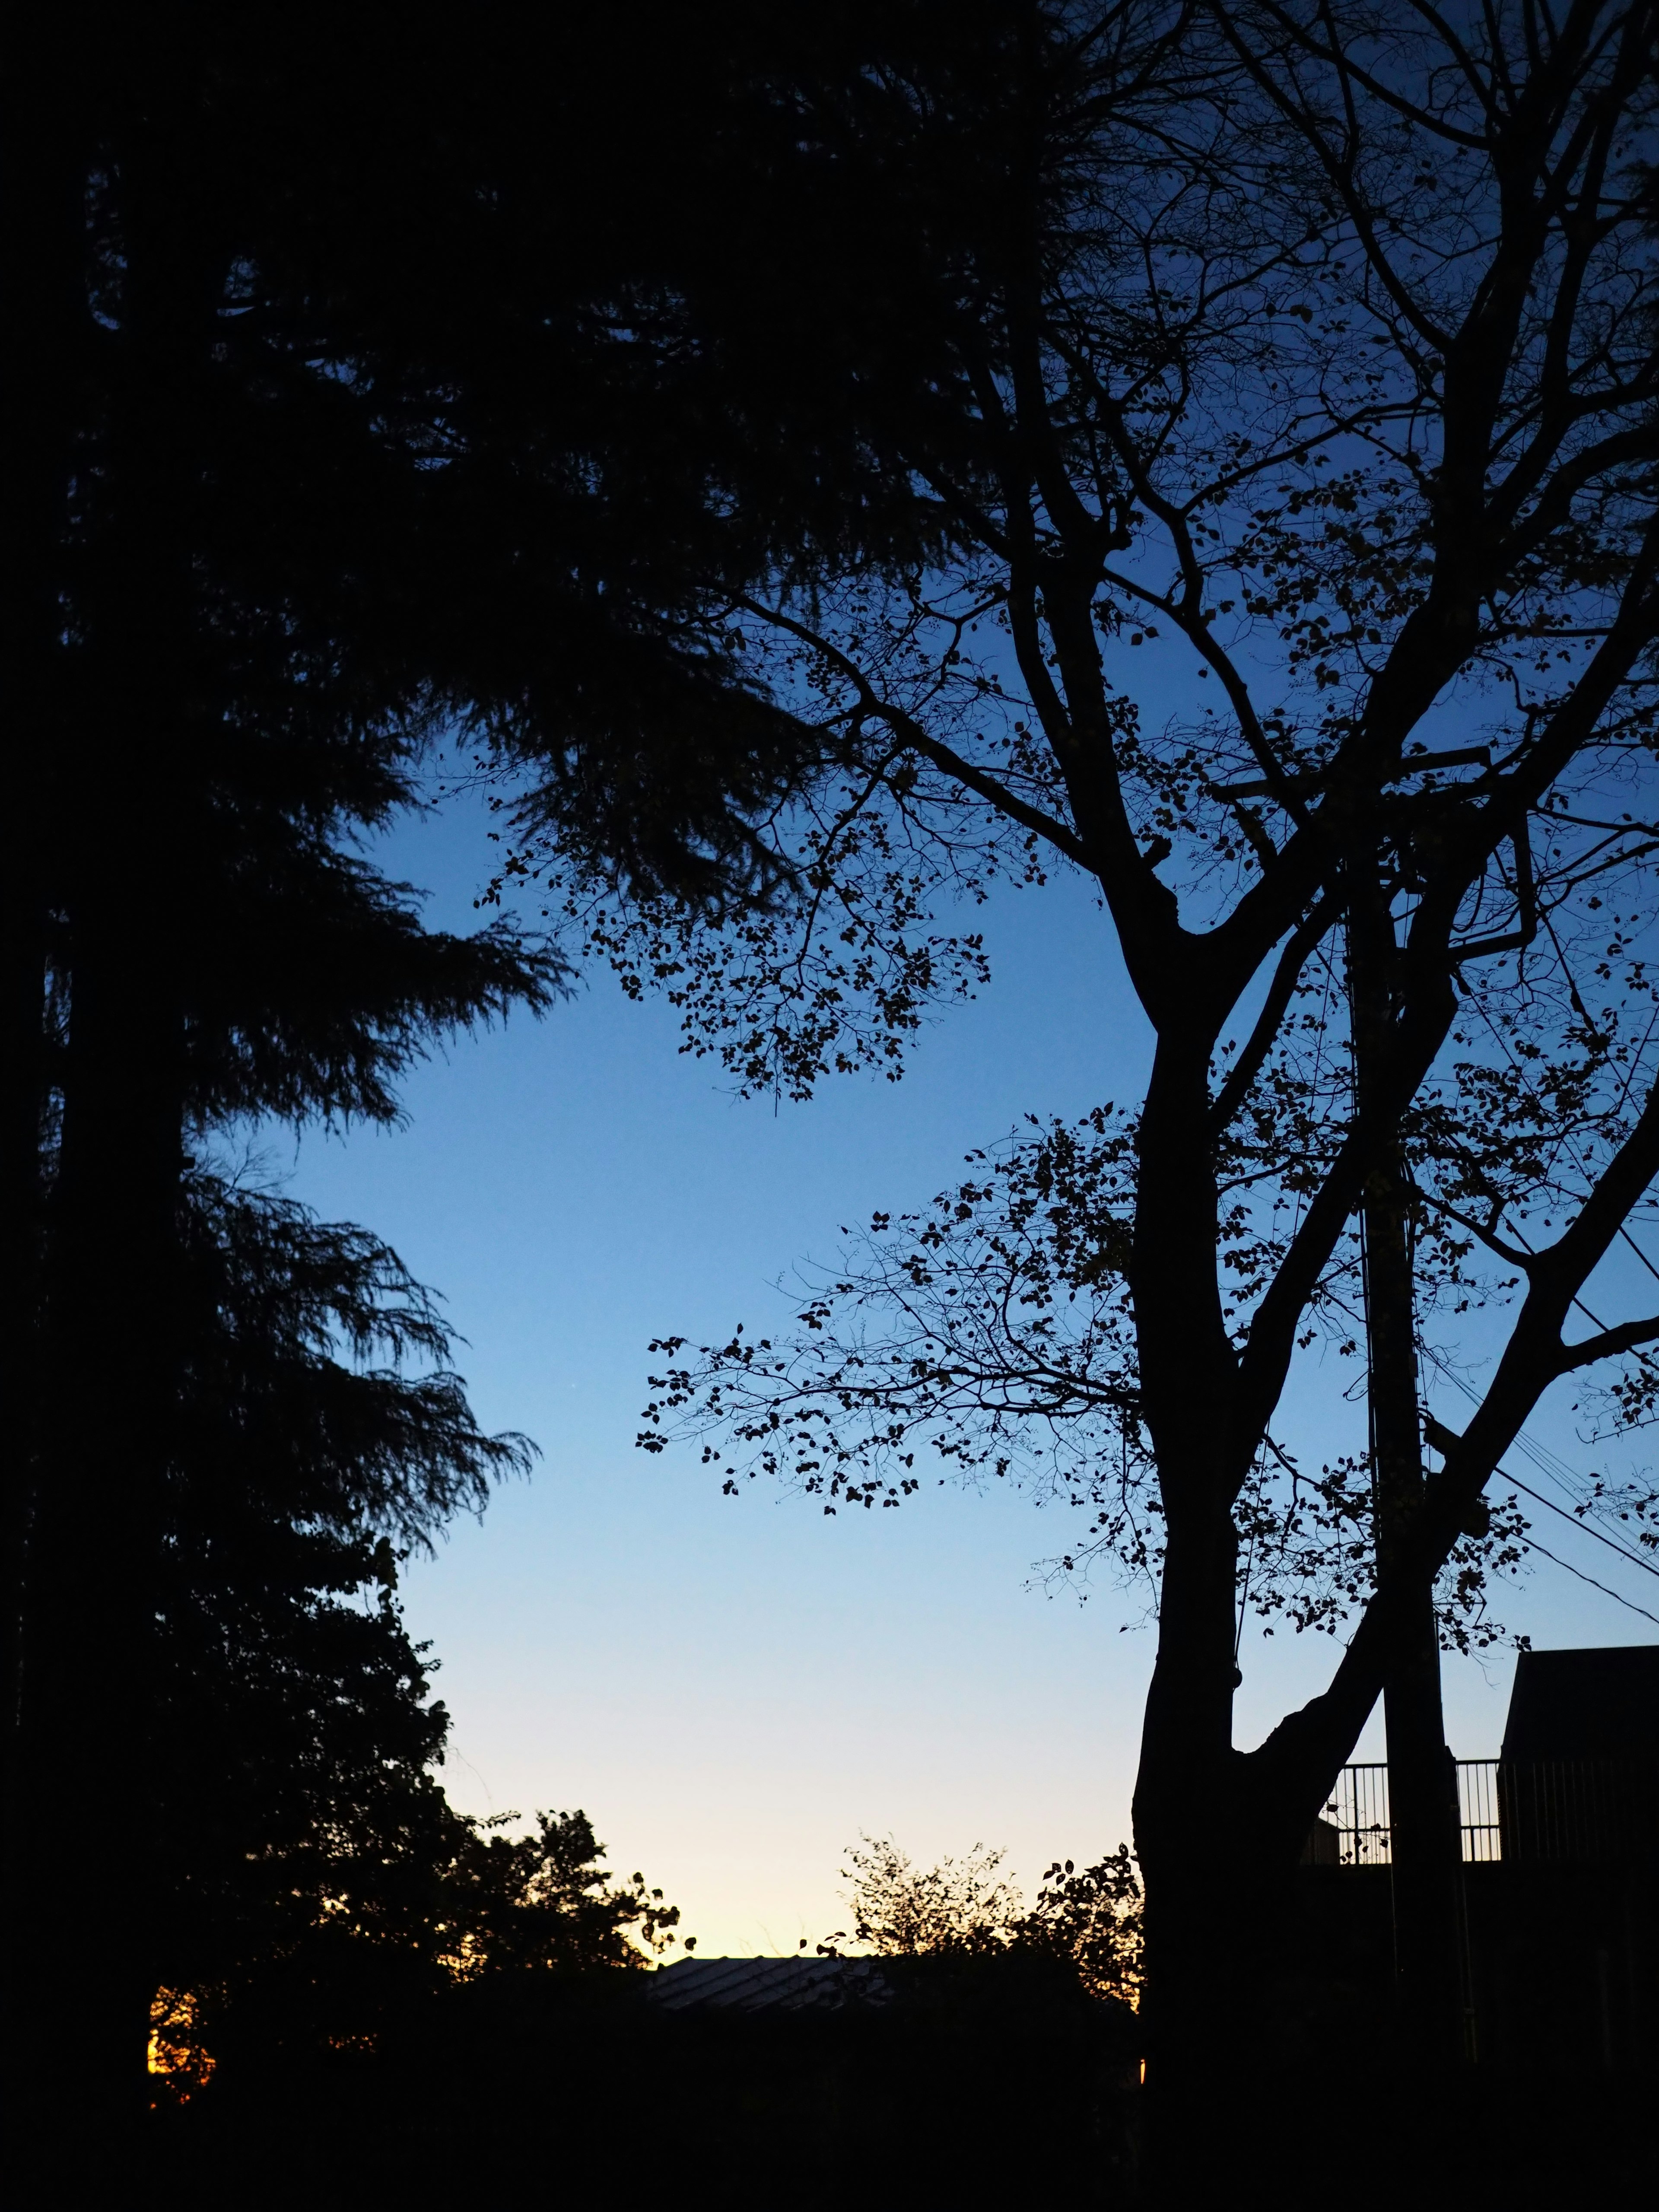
1462,989,1659,1359
1349,943,1659,1627
1497,1467,1659,1584
1513,1533,1659,1628
1417,1347,1659,1615
1422,1341,1644,1541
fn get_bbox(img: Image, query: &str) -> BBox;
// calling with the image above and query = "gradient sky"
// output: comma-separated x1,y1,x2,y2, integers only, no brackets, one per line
275,780,1657,1958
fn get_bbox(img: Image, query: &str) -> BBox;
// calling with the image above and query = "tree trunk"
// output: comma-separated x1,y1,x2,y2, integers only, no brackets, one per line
1363,1161,1468,2061
1134,1462,1275,2190
1,29,88,1742
13,139,205,2174
1129,1031,1294,2186
0,37,93,2145
19,908,184,2176
1351,877,1468,2064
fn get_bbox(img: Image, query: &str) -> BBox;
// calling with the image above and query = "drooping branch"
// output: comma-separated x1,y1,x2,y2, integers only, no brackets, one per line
733,594,1096,871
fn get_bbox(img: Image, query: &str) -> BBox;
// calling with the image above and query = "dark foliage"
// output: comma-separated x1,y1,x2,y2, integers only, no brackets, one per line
9,6,952,2152
838,1831,1144,2002
477,0,1659,2141
147,1173,678,2091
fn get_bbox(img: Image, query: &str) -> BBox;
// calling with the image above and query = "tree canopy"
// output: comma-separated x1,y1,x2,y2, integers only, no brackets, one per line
12,0,1659,2182
473,0,1659,2127
9,6,931,2155
146,1169,682,2097
838,1833,1144,2002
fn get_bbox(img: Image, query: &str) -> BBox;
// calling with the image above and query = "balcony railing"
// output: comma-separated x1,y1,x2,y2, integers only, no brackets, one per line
1309,1758,1656,1868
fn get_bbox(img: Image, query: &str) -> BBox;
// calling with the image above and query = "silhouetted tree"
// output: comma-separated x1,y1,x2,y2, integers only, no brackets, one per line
839,1834,1143,2002
473,2,1659,2158
150,1175,523,2005
19,749,554,2155
143,1170,682,2096
432,1809,682,1982
6,6,947,2153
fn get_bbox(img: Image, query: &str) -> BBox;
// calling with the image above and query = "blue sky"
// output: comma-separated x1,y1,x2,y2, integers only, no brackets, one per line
276,782,1656,1956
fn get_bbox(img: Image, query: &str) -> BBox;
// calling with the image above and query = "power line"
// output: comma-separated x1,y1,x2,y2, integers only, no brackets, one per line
1461,989,1659,1359
1357,970,1659,1625
1422,1340,1631,1527
1417,1345,1659,1614
1498,1467,1659,1585
1515,1533,1659,1629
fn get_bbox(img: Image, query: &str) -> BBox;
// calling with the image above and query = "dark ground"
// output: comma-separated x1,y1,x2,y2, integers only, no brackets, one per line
141,1953,1655,2211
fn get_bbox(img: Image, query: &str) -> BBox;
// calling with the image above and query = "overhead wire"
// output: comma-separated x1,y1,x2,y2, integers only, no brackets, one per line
1461,985,1659,1361
1509,1535,1659,1628
1421,1339,1658,1543
1411,962,1659,1621
1418,1343,1659,1631
1496,1467,1659,1584
1257,849,1659,1629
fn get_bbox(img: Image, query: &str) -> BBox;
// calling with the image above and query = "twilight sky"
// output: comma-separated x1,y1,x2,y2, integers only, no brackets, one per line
276,778,1656,1958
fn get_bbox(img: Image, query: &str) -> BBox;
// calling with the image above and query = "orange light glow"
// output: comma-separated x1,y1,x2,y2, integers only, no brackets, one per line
149,1987,215,2103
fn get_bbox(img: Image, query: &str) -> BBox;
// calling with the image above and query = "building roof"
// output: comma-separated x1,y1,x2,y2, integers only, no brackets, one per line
1500,1644,1659,1763
645,1955,894,2015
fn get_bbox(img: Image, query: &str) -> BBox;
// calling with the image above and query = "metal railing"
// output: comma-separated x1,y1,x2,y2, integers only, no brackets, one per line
1316,1761,1394,1866
1309,1758,1655,1868
1458,1759,1503,1863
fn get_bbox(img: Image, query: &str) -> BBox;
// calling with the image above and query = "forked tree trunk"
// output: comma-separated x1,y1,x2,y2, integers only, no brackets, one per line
1129,908,1471,2192
1127,1024,1271,2177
